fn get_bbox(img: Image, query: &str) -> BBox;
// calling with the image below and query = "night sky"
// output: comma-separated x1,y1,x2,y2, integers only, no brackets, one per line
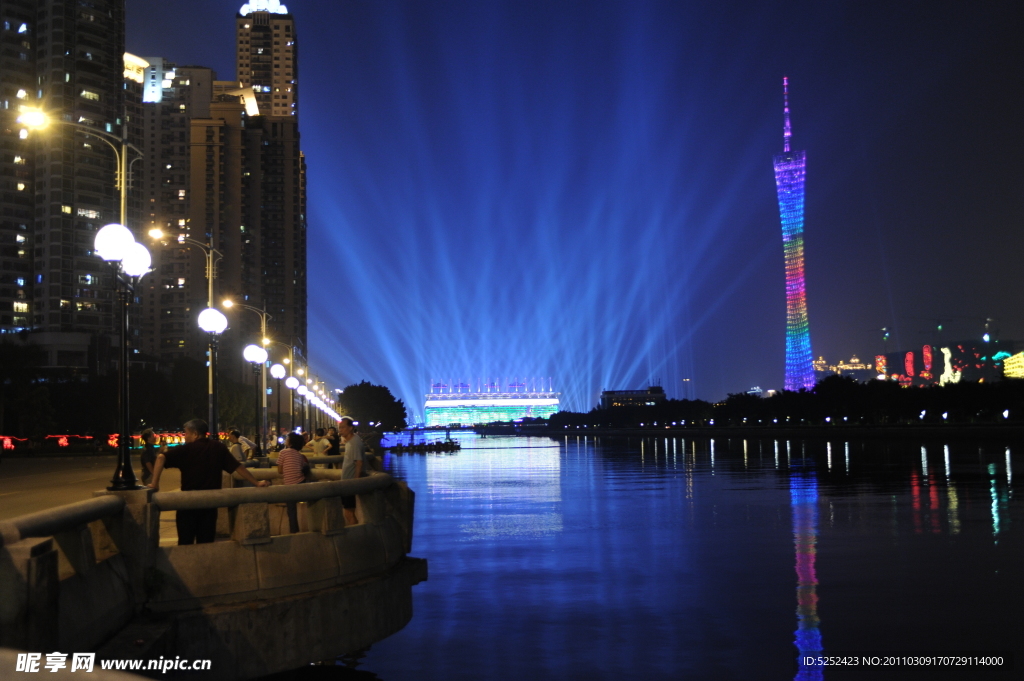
127,0,1023,419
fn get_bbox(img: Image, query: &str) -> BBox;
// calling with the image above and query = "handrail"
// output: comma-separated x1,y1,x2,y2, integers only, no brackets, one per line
0,495,125,548
152,472,394,511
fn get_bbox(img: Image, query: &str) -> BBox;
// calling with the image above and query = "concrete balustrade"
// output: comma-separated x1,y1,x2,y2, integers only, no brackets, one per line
0,472,426,679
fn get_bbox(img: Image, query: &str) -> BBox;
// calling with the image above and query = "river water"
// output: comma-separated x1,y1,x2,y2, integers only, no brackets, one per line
286,433,1021,680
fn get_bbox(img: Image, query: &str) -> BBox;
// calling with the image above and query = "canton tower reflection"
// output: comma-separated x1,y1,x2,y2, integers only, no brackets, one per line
791,469,823,680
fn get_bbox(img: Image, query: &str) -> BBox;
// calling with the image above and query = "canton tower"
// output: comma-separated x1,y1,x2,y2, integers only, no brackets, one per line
773,77,815,391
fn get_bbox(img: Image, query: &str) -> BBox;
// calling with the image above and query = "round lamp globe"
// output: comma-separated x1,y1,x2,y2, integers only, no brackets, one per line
243,344,269,364
120,242,152,277
197,308,229,335
94,223,135,262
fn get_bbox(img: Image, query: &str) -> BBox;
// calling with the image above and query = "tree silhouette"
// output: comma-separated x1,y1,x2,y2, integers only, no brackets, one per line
337,381,408,432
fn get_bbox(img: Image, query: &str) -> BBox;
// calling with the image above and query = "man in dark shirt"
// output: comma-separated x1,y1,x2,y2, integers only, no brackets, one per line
148,418,269,544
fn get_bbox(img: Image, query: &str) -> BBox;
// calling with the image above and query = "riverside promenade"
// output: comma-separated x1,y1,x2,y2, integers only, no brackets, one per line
0,458,426,679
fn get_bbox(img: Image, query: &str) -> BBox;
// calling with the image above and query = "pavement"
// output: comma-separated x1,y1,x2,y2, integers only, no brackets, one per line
0,455,183,545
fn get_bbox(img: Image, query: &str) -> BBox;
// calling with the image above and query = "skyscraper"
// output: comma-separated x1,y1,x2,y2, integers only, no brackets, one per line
236,1,298,119
772,77,815,391
1,0,128,373
235,0,307,361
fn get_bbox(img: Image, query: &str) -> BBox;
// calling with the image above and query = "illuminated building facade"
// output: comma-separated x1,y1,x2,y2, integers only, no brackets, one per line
424,380,560,426
773,78,815,391
1003,352,1024,379
875,340,1017,386
236,1,297,119
812,355,874,382
1,0,133,372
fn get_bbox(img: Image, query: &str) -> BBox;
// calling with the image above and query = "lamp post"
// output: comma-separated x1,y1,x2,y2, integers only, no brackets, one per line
197,307,228,437
297,385,309,434
285,376,300,432
224,300,272,450
148,229,223,427
18,109,141,227
93,224,151,490
243,344,269,455
270,363,286,444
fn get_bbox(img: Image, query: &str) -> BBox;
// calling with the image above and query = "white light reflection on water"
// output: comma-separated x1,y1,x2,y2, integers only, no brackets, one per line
921,445,929,477
826,442,832,471
427,437,563,540
1007,447,1013,488
945,444,960,534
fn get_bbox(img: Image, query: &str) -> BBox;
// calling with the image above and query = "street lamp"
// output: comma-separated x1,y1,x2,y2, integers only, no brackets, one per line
243,344,269,455
18,109,141,226
149,228,224,425
296,384,309,434
197,307,228,437
93,223,151,490
270,363,286,444
224,299,272,450
285,376,300,432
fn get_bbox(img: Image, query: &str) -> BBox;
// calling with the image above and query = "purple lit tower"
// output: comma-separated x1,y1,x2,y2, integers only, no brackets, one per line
773,77,815,391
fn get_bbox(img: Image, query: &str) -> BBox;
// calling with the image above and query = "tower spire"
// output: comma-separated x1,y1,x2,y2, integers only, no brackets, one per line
783,76,792,153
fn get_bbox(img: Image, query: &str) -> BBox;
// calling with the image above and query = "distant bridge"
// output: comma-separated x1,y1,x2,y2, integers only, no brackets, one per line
0,464,426,679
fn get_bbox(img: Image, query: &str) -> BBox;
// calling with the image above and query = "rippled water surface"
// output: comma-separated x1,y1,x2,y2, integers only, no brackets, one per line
283,433,1021,680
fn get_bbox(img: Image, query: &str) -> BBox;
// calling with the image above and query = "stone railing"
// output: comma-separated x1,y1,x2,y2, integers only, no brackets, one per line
0,472,425,679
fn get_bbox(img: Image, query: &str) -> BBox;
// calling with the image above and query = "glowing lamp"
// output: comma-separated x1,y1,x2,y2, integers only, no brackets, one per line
270,363,286,379
197,308,228,335
243,344,268,364
285,376,299,389
120,242,152,277
297,385,308,396
94,223,135,261
16,109,47,129
148,228,164,240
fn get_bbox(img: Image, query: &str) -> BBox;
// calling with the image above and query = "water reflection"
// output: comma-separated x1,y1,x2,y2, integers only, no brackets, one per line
791,469,823,680
297,434,1022,681
427,441,564,539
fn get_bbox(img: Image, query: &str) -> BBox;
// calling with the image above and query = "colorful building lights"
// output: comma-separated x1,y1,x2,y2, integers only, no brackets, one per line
773,78,815,391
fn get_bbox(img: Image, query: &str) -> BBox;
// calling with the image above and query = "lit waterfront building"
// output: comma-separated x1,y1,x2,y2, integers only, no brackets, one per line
424,380,560,426
1003,351,1024,379
772,77,815,391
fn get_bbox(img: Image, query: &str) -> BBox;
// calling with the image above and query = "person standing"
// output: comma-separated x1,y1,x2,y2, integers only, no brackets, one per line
227,429,258,461
139,428,158,486
326,426,340,458
338,417,364,526
276,432,308,533
311,428,330,458
148,418,269,544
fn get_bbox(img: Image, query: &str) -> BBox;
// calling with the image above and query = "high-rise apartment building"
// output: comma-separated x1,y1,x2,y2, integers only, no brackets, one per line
240,116,307,356
1,2,37,336
236,1,298,119
137,61,246,363
1,0,129,373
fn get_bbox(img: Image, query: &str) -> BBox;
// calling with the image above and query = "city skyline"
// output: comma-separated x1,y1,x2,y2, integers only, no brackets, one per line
120,0,1022,416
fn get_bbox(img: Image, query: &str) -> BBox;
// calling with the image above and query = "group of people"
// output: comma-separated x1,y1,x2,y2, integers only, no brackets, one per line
138,417,366,544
